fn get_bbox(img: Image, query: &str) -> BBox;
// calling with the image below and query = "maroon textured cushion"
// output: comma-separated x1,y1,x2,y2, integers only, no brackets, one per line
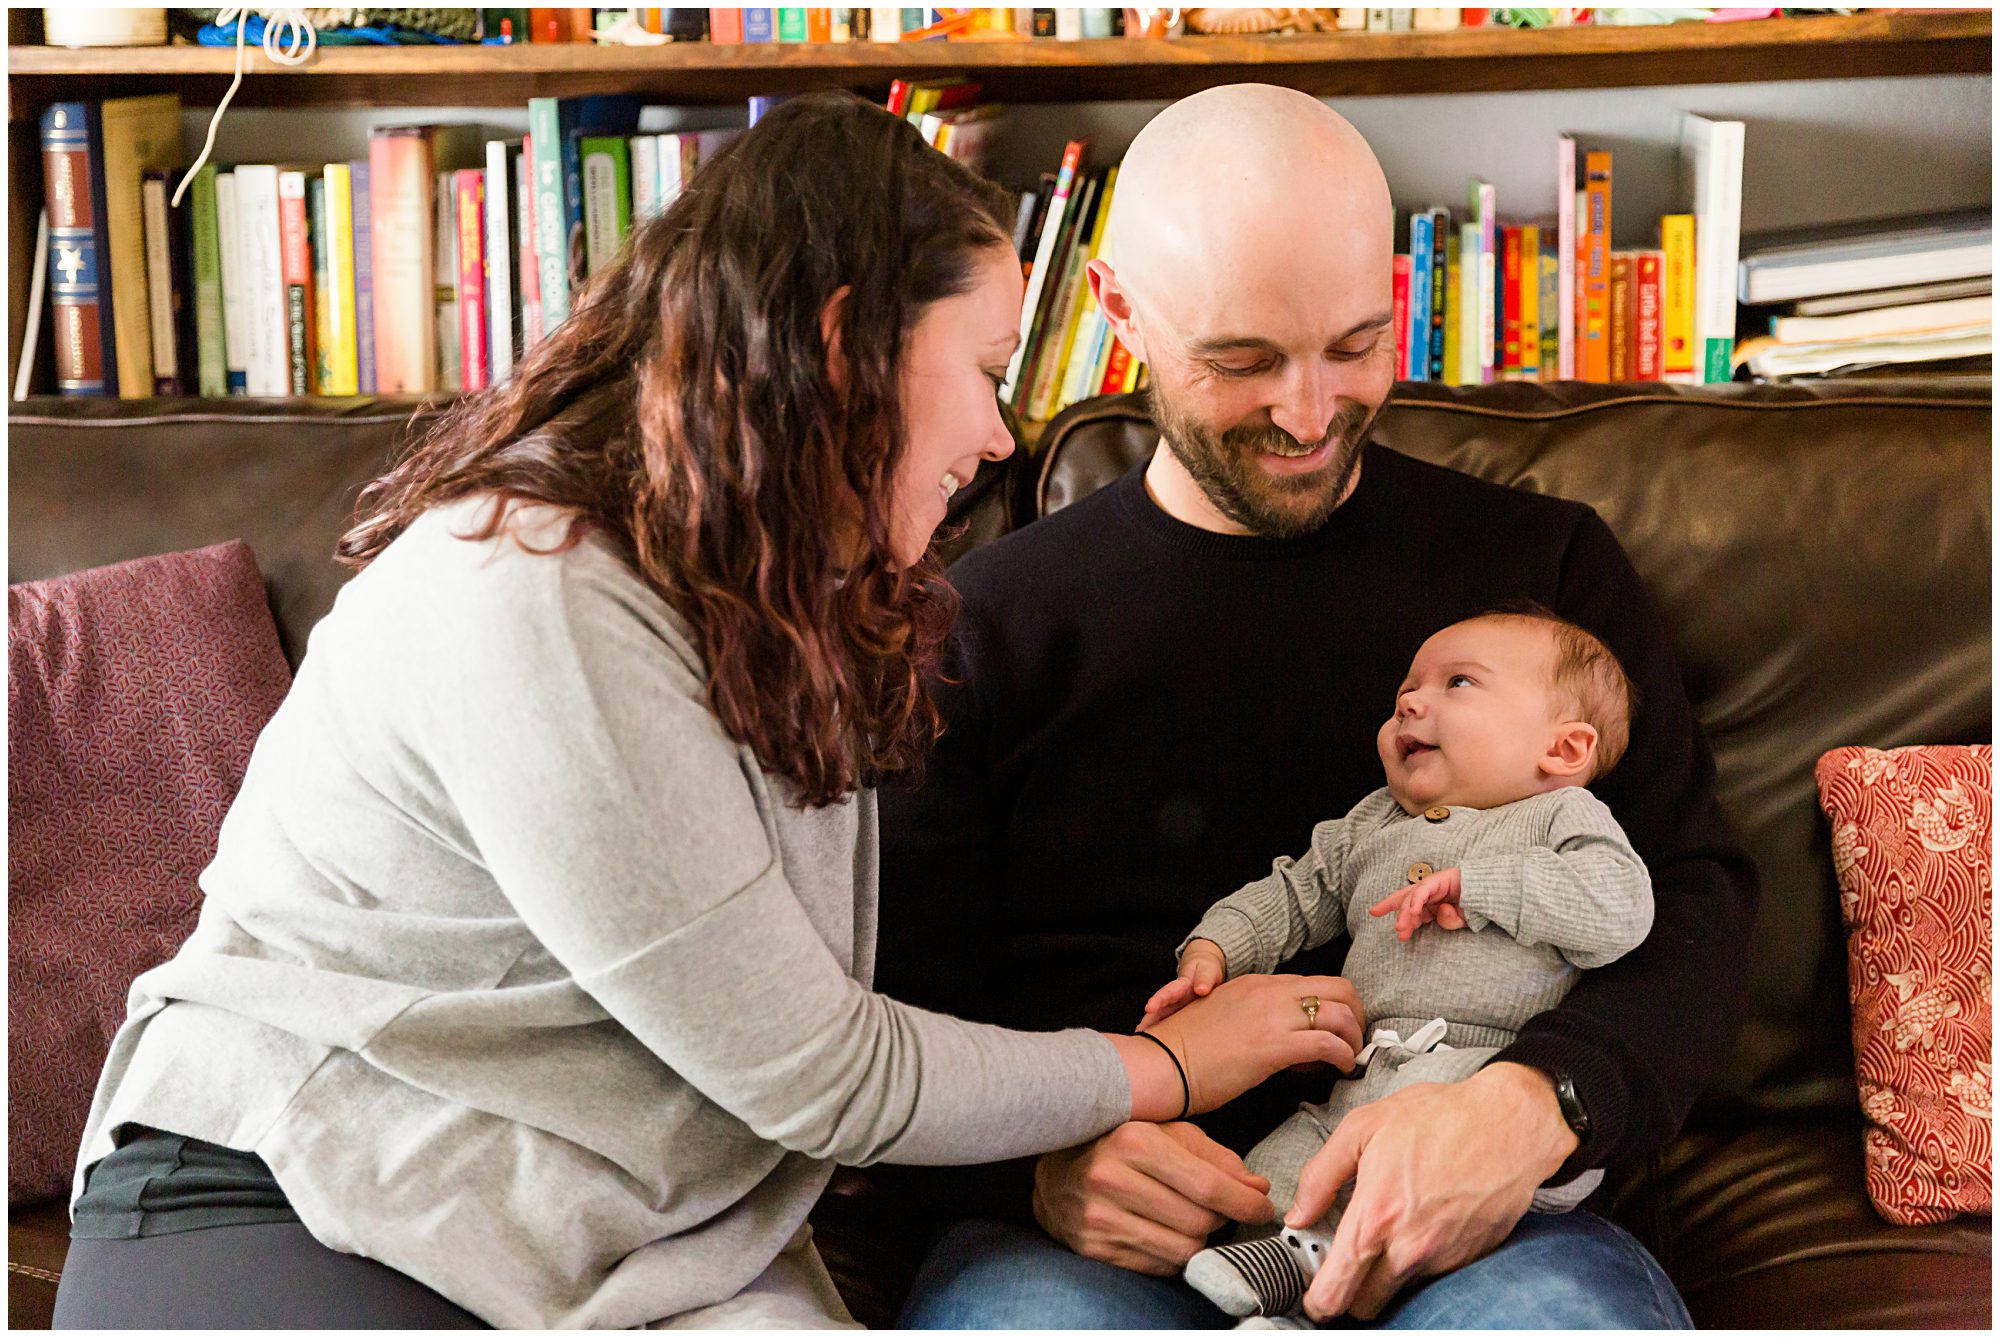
7,541,290,1203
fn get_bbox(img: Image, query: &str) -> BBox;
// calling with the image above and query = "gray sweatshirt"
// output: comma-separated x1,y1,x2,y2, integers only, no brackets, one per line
74,498,1130,1328
1185,786,1654,1047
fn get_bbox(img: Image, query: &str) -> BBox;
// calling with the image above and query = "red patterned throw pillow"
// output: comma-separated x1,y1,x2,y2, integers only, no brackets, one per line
8,542,290,1204
1815,744,1992,1226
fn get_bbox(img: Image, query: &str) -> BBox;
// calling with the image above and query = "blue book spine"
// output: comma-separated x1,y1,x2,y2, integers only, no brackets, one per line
1407,212,1433,381
556,96,644,304
743,8,774,40
1426,206,1449,381
39,101,117,395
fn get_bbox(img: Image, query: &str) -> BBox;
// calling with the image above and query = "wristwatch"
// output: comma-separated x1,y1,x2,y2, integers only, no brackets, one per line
1548,1068,1592,1141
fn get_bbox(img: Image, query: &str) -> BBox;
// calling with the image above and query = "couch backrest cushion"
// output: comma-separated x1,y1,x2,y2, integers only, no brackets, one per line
8,398,437,668
7,541,291,1203
1030,380,1993,1112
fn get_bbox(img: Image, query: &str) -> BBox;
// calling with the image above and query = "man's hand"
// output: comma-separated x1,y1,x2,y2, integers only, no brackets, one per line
1287,1063,1580,1321
1033,1121,1275,1276
1367,867,1468,940
1138,939,1227,1029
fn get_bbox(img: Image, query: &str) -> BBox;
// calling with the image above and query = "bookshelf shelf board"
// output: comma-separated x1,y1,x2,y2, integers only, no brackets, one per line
7,11,1989,112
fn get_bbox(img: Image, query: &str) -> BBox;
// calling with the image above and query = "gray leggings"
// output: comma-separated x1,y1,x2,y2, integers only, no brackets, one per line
53,1221,487,1329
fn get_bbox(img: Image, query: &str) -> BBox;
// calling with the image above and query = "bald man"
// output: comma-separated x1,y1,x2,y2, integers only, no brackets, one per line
875,85,1755,1328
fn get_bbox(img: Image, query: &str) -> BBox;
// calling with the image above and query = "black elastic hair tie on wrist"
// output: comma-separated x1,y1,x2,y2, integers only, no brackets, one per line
1135,1030,1190,1121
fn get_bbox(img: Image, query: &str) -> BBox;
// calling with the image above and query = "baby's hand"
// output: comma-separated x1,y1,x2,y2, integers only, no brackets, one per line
1368,867,1467,941
1138,938,1227,1029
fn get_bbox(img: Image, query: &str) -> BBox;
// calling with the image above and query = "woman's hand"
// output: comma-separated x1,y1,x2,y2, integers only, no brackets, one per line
1144,973,1364,1115
1137,938,1227,1030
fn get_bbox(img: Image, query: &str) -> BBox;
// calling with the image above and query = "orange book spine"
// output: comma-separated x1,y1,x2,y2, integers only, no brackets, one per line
1609,252,1634,383
1099,336,1131,395
1635,249,1663,381
806,7,831,40
369,130,437,394
1501,224,1522,371
1581,150,1612,383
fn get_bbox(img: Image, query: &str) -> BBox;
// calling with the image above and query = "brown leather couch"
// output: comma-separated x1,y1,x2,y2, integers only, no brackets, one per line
8,380,1992,1328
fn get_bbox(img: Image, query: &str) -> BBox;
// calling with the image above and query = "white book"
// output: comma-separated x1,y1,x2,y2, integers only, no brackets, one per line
1002,148,1087,400
232,165,288,396
141,175,177,393
485,141,516,386
1678,113,1745,384
434,169,460,392
869,5,901,41
214,171,248,394
1770,295,1990,346
659,133,700,213
1557,135,1576,380
1470,178,1496,382
1459,223,1482,384
630,135,660,223
1788,276,1990,317
1055,7,1082,39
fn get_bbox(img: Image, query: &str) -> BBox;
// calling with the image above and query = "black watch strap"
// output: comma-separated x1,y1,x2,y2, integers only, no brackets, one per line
1549,1068,1592,1140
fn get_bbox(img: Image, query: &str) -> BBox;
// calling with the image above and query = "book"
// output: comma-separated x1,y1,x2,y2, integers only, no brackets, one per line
1501,224,1522,372
351,160,377,394
1678,113,1744,383
232,164,289,396
370,127,442,394
1441,227,1462,387
630,134,660,222
456,168,489,391
1457,223,1481,384
1536,246,1559,378
187,163,227,396
1427,206,1449,381
140,172,191,395
39,101,116,395
777,8,807,39
1635,249,1663,381
321,164,361,396
1037,166,1117,420
436,169,461,392
744,8,774,40
1609,252,1633,382
808,7,833,40
1519,225,1540,377
1734,327,1991,380
215,171,248,393
485,141,516,385
1002,138,1087,401
101,94,184,398
1786,276,1990,318
1770,295,1989,345
1407,210,1433,381
309,175,334,393
1660,213,1695,379
277,169,316,394
1556,135,1576,380
527,95,644,326
1580,149,1612,382
1469,178,1496,382
1738,209,1989,306
1099,336,1131,395
1392,254,1412,379
709,7,744,41
580,135,632,275
516,139,543,349
1018,167,1101,418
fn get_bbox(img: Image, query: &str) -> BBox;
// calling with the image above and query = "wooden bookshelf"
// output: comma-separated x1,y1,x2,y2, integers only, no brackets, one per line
7,11,1989,112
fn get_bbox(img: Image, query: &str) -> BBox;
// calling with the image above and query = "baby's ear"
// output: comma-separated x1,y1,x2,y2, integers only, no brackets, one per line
1542,722,1599,779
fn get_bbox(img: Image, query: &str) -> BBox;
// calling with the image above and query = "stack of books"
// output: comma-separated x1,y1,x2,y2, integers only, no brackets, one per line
1731,210,1991,381
1380,114,1745,388
38,92,752,398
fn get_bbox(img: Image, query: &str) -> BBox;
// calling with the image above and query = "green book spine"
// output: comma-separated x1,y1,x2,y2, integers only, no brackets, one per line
777,8,808,39
527,99,570,327
579,135,630,277
188,162,227,396
308,175,333,393
1536,252,1559,377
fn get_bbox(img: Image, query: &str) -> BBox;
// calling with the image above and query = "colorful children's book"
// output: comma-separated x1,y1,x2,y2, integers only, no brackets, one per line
1581,149,1612,382
350,159,376,393
1660,213,1696,380
322,163,361,396
1408,210,1433,381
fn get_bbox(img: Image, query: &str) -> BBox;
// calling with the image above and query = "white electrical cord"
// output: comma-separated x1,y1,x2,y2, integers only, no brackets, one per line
171,8,319,208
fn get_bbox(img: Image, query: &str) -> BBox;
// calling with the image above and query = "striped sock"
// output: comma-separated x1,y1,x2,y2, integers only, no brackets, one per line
1185,1232,1317,1317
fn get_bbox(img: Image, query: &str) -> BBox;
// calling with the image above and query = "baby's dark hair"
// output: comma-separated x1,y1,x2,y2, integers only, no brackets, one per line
1477,600,1638,783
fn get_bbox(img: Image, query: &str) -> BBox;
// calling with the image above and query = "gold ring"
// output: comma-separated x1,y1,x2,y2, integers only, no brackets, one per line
1299,995,1320,1028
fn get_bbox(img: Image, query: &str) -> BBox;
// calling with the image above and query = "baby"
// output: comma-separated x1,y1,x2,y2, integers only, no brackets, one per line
1140,605,1654,1322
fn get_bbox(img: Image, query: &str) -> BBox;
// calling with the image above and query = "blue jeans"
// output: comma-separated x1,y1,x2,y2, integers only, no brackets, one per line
899,1211,1691,1329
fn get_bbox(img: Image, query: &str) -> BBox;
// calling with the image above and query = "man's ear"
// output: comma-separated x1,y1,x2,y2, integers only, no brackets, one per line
1542,722,1599,780
819,284,852,391
1087,259,1148,365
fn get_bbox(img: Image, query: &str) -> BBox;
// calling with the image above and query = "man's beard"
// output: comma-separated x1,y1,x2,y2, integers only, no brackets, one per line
1150,386,1381,539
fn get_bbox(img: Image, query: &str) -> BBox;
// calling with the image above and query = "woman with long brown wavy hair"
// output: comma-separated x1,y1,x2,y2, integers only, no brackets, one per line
54,93,1360,1329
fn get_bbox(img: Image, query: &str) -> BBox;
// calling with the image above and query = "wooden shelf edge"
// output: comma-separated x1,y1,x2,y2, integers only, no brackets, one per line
6,12,1989,110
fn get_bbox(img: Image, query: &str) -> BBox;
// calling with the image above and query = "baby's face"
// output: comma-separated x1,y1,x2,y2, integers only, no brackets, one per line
1376,619,1575,814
